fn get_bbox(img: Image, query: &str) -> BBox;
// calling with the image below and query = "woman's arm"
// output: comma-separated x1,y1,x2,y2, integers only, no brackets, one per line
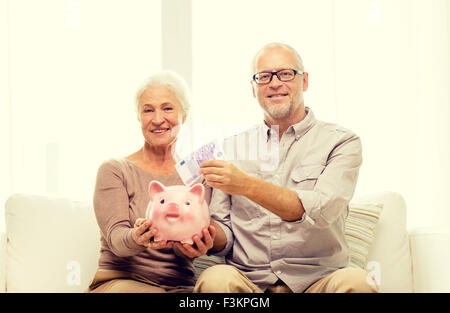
93,161,146,257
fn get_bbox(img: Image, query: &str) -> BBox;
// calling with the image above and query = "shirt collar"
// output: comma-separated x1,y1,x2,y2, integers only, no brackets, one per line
262,106,316,142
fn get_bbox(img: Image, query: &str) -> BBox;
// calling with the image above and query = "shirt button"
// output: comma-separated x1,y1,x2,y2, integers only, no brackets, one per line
276,270,282,275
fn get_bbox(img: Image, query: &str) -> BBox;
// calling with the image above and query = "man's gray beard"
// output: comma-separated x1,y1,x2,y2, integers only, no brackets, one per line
263,101,297,120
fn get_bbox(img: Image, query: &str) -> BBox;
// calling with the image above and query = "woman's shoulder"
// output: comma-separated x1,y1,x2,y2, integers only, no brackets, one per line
97,157,133,175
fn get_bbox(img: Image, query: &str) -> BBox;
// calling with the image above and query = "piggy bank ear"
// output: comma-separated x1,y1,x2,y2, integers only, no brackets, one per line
149,180,166,200
189,183,205,203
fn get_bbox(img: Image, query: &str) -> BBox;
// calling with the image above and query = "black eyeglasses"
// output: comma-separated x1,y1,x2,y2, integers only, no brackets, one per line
252,69,303,85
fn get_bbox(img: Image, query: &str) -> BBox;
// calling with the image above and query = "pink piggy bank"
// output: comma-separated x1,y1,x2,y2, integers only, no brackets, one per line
145,180,210,245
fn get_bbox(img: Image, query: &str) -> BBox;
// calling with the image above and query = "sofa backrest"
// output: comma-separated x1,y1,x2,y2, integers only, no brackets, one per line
3,191,414,292
4,194,100,292
354,191,414,292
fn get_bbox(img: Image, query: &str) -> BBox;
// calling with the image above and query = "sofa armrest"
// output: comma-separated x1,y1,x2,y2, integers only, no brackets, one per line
409,227,450,292
0,231,6,292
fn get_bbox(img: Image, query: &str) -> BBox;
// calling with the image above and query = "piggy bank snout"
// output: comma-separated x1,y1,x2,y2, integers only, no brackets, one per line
165,202,180,214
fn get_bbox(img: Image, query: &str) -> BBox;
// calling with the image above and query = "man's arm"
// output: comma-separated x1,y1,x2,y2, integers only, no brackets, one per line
209,218,227,252
245,175,305,221
206,188,235,255
200,134,362,226
200,160,305,221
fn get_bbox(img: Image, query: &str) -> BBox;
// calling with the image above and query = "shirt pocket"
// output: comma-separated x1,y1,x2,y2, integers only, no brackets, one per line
231,195,261,221
290,164,325,190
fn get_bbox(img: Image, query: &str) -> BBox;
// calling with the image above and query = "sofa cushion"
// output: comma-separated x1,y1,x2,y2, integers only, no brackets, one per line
193,255,225,280
5,194,100,292
353,192,413,292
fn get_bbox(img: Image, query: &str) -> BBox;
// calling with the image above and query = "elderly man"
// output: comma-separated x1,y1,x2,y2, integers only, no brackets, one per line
195,42,378,293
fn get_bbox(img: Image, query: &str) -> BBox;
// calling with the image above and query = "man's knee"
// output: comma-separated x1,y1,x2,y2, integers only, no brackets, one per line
194,265,239,293
332,267,379,293
194,264,261,293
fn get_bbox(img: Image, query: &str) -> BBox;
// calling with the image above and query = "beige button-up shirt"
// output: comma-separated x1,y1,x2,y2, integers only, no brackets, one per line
210,107,362,292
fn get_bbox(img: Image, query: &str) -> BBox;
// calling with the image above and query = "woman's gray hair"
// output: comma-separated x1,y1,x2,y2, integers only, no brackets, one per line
251,42,305,74
135,70,191,121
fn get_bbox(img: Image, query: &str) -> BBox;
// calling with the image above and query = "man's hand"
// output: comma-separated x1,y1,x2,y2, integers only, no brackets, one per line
175,226,216,258
199,160,249,195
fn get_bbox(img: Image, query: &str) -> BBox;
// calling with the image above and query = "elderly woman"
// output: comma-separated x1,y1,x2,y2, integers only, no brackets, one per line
87,70,215,293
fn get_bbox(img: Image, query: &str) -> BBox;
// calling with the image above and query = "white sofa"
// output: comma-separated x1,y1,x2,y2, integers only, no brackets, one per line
1,191,449,293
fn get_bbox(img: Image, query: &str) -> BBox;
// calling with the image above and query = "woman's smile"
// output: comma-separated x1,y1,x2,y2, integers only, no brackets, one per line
150,127,170,135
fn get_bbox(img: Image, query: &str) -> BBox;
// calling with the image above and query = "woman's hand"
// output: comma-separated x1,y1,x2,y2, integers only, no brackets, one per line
132,218,174,250
174,225,216,258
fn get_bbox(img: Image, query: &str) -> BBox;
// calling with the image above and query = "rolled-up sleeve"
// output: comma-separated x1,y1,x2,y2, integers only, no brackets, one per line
209,188,235,257
294,133,362,228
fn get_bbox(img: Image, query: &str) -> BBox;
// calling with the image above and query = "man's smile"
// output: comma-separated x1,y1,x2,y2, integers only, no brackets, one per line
267,93,288,98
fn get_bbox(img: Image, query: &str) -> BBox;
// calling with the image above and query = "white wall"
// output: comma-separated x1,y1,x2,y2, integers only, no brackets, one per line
191,0,450,230
0,0,12,233
335,0,450,229
2,0,449,232
192,0,337,146
161,0,194,158
0,0,162,232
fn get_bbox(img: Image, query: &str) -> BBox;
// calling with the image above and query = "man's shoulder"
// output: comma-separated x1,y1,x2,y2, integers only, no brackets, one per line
222,123,263,147
314,119,359,140
223,124,262,140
